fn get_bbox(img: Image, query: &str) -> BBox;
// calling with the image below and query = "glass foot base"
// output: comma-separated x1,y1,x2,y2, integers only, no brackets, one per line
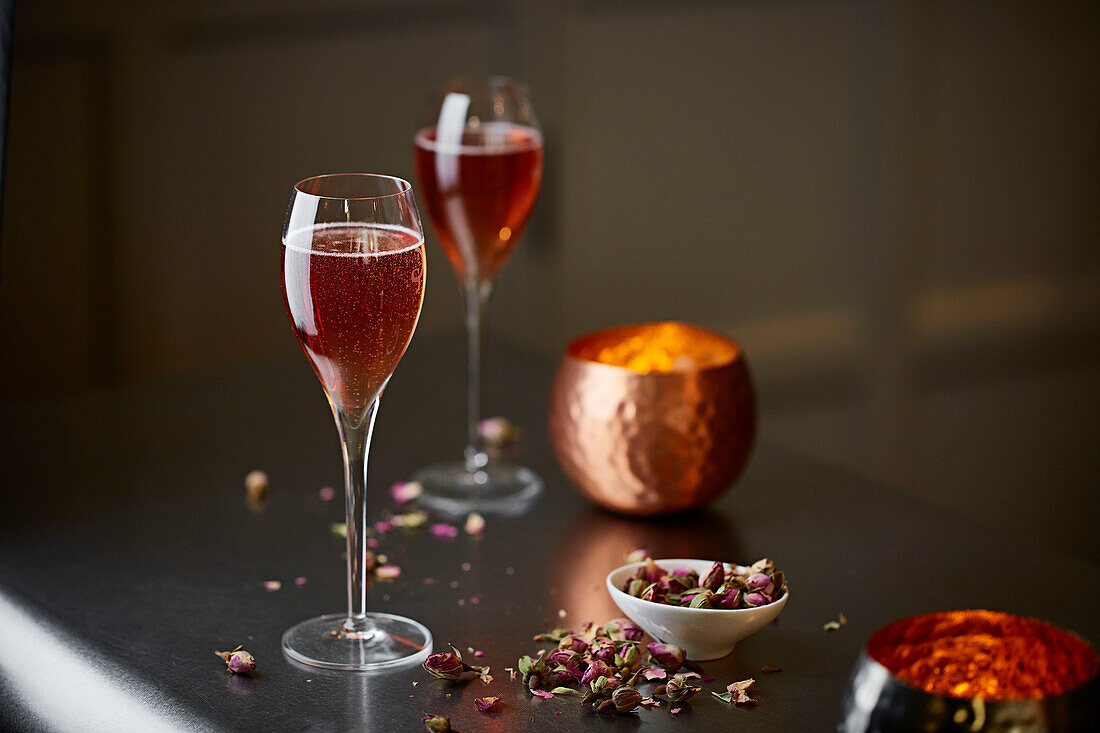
281,612,432,671
411,459,543,517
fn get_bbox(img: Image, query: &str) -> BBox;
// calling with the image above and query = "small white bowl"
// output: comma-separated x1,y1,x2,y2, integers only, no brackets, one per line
606,558,789,660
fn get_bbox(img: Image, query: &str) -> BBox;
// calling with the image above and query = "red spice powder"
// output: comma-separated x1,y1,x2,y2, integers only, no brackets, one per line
867,610,1097,701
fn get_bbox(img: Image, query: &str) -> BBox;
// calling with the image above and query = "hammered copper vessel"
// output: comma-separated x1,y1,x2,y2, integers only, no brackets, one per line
548,322,756,515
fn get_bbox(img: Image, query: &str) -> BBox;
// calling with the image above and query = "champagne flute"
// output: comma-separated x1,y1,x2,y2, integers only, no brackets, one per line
280,173,432,670
410,77,544,514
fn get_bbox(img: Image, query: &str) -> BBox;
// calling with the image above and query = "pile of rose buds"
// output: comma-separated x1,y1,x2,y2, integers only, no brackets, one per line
516,619,706,715
621,557,787,609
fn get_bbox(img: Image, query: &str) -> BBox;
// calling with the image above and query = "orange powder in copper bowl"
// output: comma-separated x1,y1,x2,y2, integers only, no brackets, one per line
842,610,1098,731
867,610,1096,702
549,322,756,515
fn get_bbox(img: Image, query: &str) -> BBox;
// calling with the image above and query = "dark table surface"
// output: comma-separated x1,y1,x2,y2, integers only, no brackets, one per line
1,335,1097,732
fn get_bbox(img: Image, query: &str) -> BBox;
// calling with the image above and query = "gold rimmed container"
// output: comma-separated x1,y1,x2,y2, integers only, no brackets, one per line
548,322,756,516
841,610,1098,732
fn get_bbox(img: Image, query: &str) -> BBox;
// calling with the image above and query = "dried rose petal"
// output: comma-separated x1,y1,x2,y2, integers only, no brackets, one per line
464,512,486,535
531,688,554,699
429,523,459,539
474,695,502,712
318,486,335,501
374,520,393,534
294,576,308,586
262,580,281,592
642,667,667,681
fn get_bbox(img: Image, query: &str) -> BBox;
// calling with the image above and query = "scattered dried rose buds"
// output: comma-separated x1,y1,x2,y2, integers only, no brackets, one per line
422,713,450,732
622,557,788,610
215,646,256,674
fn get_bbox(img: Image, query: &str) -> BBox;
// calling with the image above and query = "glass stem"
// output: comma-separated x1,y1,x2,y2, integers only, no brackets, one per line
337,396,380,635
463,280,491,474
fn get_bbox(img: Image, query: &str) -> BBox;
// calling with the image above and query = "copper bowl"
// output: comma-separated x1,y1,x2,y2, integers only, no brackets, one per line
548,322,756,515
840,610,1099,732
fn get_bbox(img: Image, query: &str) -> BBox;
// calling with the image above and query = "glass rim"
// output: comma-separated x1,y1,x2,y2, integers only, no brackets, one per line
292,173,412,202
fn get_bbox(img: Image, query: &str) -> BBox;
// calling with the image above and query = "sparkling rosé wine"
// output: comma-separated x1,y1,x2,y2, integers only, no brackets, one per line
282,224,425,418
414,122,543,284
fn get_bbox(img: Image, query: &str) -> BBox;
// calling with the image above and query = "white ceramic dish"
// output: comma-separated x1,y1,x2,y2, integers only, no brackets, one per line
606,558,788,660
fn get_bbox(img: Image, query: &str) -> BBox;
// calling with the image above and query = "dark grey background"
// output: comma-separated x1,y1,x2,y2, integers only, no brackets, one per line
0,2,1097,560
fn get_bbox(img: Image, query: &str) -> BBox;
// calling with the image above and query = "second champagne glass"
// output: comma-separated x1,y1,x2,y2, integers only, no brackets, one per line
410,77,544,514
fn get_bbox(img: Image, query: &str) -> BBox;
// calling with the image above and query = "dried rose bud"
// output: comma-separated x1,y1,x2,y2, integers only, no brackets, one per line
611,685,643,713
474,695,502,713
590,638,617,664
643,558,664,583
716,589,742,609
748,558,774,576
422,714,451,732
647,642,686,671
626,578,647,597
464,512,486,535
619,644,640,669
639,583,664,604
478,417,521,447
375,564,401,580
581,659,612,685
548,649,582,668
590,675,621,696
743,591,769,607
318,485,336,501
745,572,771,590
429,523,459,539
423,650,464,680
688,589,715,609
245,470,269,506
625,547,650,563
700,561,725,591
390,481,423,504
662,674,701,702
215,646,256,674
558,635,589,654
606,618,643,641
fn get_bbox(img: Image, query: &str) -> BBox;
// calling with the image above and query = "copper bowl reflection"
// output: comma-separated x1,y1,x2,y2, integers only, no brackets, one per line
548,322,756,515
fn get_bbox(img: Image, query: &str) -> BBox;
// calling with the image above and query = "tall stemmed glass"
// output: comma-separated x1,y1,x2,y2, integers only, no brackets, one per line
411,77,544,514
280,174,432,670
